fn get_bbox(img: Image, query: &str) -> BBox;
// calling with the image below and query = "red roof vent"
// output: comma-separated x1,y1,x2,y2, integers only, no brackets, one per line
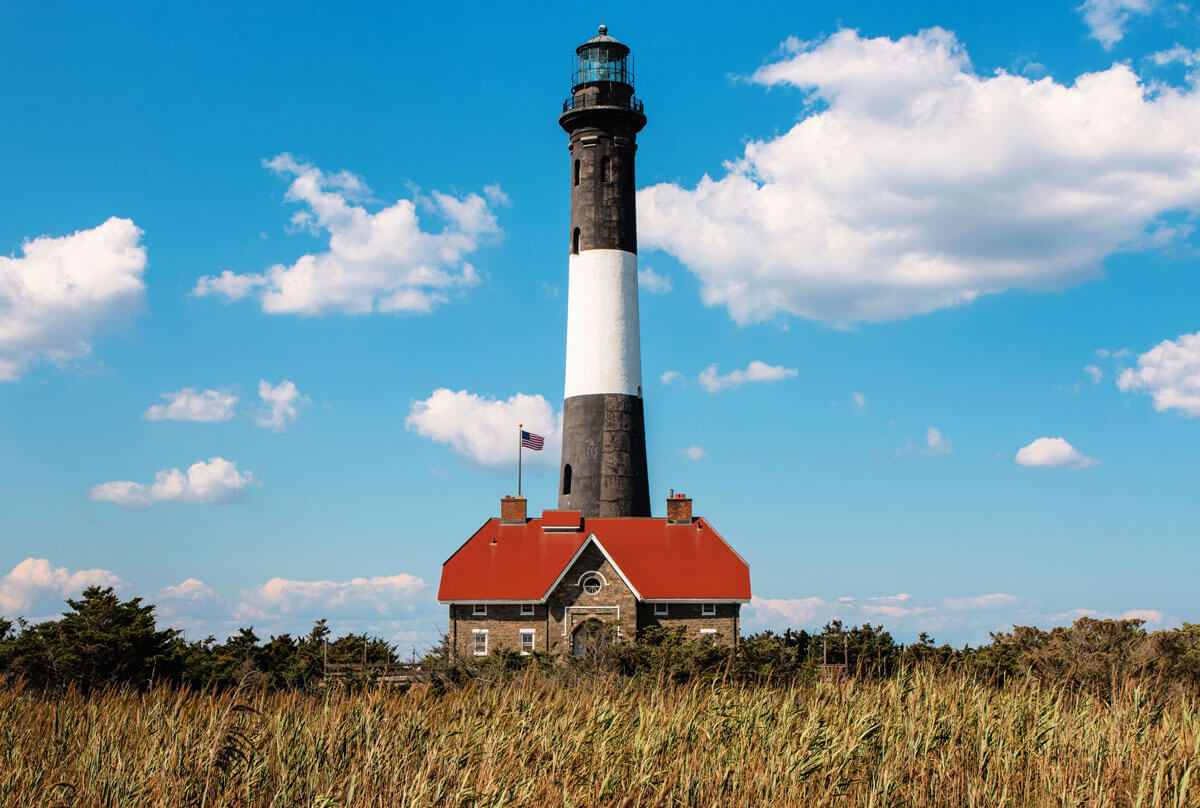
541,509,583,531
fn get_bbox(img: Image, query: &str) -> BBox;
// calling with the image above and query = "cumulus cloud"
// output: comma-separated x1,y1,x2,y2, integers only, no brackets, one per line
660,370,684,386
926,426,952,454
406,389,561,471
1078,0,1154,48
637,267,673,294
256,379,308,430
193,154,500,316
0,218,147,381
1117,330,1200,416
743,596,841,631
638,28,1200,325
698,360,798,393
680,445,706,460
88,457,257,510
0,558,124,615
1084,364,1104,383
236,573,427,621
1015,437,1099,469
143,388,238,422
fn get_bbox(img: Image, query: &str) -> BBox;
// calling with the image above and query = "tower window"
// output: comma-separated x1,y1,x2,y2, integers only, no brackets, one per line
571,228,580,255
574,159,580,186
562,464,572,495
601,155,611,183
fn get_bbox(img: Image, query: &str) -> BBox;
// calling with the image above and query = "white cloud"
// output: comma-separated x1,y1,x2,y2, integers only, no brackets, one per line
158,578,219,605
926,426,952,454
850,391,868,414
143,388,238,422
660,370,684,386
1014,437,1099,469
236,573,427,621
943,593,1019,610
256,379,308,430
680,445,706,460
1084,364,1104,383
743,596,841,631
1078,0,1154,49
637,267,673,294
638,28,1200,325
1050,606,1165,626
0,218,146,381
1117,330,1200,416
698,360,798,393
0,558,124,615
406,389,561,471
1152,45,1200,67
88,457,257,510
193,154,500,316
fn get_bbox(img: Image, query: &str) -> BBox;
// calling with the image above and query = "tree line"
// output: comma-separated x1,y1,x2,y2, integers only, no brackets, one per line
2,586,1198,696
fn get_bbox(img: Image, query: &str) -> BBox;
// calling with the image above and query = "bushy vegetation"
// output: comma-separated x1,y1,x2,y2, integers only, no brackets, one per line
3,587,1199,698
2,669,1197,807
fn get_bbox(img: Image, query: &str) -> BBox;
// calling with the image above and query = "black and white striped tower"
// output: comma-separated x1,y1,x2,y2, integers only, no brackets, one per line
557,25,651,518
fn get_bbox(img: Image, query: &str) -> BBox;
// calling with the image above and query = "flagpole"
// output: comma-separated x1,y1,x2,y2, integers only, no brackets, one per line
518,423,523,498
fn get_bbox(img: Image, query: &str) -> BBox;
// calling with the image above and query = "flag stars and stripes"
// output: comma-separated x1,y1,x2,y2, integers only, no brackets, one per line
521,430,545,450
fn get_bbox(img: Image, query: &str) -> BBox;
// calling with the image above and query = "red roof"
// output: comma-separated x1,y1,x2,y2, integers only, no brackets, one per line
438,512,751,603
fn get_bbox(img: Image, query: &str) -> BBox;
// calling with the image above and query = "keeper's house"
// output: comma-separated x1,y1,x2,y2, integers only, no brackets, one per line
437,493,751,658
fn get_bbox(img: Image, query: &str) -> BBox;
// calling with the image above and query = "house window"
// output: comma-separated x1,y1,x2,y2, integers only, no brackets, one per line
699,628,717,641
581,575,602,594
473,630,488,655
654,603,668,616
702,603,716,616
472,604,487,616
520,629,535,654
521,603,535,616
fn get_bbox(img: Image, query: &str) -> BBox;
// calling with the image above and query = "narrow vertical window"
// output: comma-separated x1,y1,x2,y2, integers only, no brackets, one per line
520,629,535,654
562,464,572,495
574,159,580,186
473,630,488,656
571,228,580,254
601,155,611,183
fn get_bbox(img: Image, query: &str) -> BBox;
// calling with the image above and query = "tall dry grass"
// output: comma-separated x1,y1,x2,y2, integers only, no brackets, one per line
1,669,1196,807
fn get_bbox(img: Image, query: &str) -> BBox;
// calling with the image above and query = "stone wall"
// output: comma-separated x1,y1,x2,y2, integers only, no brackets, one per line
637,602,740,646
449,603,552,659
546,542,638,651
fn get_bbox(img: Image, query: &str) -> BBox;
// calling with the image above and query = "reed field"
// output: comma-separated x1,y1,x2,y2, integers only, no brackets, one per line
2,669,1197,808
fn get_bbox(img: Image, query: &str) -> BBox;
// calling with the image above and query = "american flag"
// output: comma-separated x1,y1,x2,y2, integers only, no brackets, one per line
521,430,545,450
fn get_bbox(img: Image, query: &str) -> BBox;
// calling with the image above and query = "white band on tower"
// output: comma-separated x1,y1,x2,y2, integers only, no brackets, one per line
563,249,642,399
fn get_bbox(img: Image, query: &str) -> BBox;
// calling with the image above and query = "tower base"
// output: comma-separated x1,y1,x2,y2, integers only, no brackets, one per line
558,394,650,518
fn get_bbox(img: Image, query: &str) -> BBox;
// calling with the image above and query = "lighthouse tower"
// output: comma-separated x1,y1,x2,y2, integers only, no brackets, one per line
557,26,651,518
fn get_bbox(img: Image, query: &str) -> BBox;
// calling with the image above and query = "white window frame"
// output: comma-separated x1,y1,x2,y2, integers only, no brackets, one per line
700,628,717,641
521,603,535,616
701,603,716,616
654,603,669,616
520,629,535,654
473,629,488,656
472,604,487,616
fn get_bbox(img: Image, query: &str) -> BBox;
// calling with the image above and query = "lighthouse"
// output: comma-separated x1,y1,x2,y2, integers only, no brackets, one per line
557,25,651,519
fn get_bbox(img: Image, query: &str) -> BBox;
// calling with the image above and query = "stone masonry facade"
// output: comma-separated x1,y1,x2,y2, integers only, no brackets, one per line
449,542,739,659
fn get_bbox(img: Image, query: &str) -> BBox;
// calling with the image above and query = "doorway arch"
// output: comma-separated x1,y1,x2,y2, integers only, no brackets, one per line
571,619,612,658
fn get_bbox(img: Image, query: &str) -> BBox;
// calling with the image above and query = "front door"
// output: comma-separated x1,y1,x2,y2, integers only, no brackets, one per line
571,619,611,658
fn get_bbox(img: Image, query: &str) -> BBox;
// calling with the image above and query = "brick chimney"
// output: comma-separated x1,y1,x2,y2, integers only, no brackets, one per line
666,490,692,524
501,495,527,524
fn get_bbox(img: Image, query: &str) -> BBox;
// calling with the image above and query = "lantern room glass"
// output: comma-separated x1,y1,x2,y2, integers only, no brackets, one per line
574,46,634,87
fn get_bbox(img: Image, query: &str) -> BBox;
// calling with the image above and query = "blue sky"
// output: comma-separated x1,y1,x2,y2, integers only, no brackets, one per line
3,0,1199,650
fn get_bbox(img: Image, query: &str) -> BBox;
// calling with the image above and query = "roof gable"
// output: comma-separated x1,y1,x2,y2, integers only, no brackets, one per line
438,513,751,603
